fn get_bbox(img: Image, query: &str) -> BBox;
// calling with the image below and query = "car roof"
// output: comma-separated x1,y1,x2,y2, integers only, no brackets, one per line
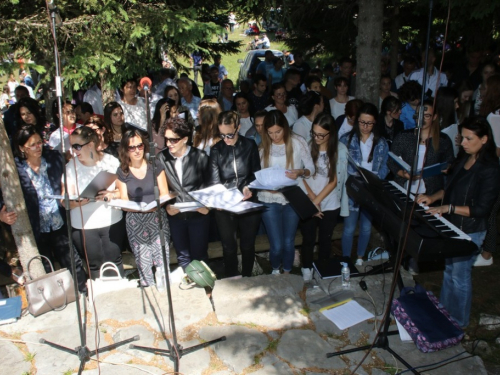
247,50,284,58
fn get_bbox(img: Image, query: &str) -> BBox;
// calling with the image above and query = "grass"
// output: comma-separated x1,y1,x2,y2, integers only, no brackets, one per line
24,352,36,362
265,338,280,353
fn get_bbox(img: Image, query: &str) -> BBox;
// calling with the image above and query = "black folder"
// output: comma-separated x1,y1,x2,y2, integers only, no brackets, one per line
279,185,319,220
313,257,359,279
78,171,117,199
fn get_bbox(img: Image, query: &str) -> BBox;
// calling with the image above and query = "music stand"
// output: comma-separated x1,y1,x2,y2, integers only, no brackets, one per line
129,78,225,373
39,4,138,374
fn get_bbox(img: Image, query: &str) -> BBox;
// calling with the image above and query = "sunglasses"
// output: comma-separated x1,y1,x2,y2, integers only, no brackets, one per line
128,143,145,152
219,130,238,140
165,137,182,145
71,141,90,151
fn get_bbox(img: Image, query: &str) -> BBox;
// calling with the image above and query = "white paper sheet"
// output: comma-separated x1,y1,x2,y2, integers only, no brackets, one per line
171,202,204,213
252,167,298,190
321,300,374,330
395,319,413,342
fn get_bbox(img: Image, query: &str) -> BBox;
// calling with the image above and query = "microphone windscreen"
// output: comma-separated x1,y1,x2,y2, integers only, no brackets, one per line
140,77,152,89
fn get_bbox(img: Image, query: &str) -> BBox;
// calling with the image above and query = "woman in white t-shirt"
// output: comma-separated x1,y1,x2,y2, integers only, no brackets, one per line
293,91,324,143
299,113,349,282
258,110,315,275
265,83,298,127
233,93,254,136
118,78,147,130
65,126,125,279
329,77,354,120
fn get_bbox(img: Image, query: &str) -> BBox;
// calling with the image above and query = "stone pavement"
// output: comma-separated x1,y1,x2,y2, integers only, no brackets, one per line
0,263,488,375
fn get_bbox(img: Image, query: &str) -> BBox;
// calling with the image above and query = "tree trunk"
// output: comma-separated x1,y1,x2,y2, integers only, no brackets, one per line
100,74,115,107
0,117,45,279
356,0,384,105
390,1,400,80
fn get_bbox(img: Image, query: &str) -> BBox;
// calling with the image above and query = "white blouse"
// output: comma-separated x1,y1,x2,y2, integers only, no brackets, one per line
265,105,299,127
330,97,354,120
258,135,315,205
119,97,147,130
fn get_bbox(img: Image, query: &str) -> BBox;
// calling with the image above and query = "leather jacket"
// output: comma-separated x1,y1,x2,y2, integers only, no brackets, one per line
443,155,500,233
160,147,210,203
207,136,261,196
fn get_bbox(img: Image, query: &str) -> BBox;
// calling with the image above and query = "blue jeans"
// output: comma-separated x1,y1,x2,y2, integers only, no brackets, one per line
341,208,373,258
261,203,300,272
440,230,485,328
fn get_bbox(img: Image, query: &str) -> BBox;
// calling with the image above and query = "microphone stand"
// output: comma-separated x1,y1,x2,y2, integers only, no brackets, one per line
131,81,225,373
325,2,435,374
39,3,138,374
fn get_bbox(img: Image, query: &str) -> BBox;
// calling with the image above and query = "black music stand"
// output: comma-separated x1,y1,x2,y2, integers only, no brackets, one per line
39,4,138,374
130,79,225,373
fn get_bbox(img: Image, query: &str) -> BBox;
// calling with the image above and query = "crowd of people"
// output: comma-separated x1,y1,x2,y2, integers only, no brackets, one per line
1,44,500,329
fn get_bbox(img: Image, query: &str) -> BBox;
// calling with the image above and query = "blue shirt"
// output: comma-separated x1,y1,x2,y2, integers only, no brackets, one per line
23,158,64,233
401,102,417,130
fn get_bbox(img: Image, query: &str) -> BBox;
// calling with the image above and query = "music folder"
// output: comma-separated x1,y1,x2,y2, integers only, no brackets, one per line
45,170,117,200
279,185,319,220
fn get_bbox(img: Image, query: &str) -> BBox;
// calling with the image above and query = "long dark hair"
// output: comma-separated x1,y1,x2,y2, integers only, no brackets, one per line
261,110,294,168
461,116,497,161
164,117,193,145
479,74,500,116
84,115,114,145
118,129,150,174
152,98,172,133
164,85,181,106
13,125,41,160
435,87,458,130
269,83,289,106
104,101,123,128
311,113,338,182
347,103,379,163
16,98,46,132
298,91,322,117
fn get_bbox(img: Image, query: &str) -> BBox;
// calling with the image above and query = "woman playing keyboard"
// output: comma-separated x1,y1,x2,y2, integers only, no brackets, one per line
417,116,500,328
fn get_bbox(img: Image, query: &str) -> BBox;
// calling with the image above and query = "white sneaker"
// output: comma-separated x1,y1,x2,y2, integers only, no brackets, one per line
271,269,281,275
301,268,312,282
355,259,363,266
473,253,493,267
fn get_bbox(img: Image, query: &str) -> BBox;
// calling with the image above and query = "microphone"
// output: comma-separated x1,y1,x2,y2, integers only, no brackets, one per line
48,0,63,27
140,77,152,91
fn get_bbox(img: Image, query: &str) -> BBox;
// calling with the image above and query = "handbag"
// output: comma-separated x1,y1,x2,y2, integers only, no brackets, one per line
25,255,76,317
391,283,463,353
367,247,390,261
87,262,137,306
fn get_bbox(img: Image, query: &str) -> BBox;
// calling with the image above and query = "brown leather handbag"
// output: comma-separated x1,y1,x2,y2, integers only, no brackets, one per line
24,255,76,317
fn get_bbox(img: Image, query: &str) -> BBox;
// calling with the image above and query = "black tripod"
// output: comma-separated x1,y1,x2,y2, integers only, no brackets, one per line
130,79,225,373
326,2,436,373
39,3,138,373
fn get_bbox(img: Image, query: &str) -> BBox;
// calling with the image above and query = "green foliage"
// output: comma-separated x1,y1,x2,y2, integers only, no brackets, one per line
0,0,240,93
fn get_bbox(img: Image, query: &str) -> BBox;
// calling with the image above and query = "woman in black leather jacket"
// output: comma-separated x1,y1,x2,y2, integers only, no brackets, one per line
418,116,500,327
160,117,211,271
207,111,261,277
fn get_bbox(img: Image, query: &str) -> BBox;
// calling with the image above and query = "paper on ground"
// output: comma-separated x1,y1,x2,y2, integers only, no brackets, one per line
321,300,374,330
395,318,413,342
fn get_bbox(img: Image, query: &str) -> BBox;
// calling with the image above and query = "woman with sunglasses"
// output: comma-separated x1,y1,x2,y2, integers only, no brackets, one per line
299,113,349,281
116,128,170,286
265,83,298,128
1,125,87,292
259,110,315,275
84,115,119,158
340,103,389,266
104,101,126,144
161,117,211,271
207,111,261,277
66,126,125,280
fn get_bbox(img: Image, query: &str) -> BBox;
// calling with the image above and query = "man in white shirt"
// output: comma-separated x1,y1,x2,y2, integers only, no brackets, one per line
395,56,417,90
408,49,448,98
178,77,201,120
83,83,104,115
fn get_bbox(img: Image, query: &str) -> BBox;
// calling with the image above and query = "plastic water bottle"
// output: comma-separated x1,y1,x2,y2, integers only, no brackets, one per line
341,262,350,288
155,267,166,291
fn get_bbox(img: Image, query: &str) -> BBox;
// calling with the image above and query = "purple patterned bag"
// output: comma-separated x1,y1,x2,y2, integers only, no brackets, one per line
391,284,464,353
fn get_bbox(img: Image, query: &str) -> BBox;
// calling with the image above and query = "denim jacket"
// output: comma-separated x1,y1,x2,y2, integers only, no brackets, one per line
339,132,390,211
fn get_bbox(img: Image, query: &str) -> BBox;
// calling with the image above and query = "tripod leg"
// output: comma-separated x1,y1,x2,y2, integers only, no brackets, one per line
77,358,86,375
39,339,78,355
326,344,372,358
88,335,140,357
180,336,226,356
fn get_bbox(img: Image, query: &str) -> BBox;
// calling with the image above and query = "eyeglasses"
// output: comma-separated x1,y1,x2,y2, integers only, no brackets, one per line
219,130,238,140
359,121,375,128
24,141,43,150
127,143,145,152
311,131,330,140
165,137,181,144
71,141,91,151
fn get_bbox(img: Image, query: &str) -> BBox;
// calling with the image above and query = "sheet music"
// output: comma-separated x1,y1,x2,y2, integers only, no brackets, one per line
251,167,298,190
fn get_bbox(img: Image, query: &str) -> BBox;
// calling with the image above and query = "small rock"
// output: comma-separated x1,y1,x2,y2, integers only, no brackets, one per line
479,313,500,330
